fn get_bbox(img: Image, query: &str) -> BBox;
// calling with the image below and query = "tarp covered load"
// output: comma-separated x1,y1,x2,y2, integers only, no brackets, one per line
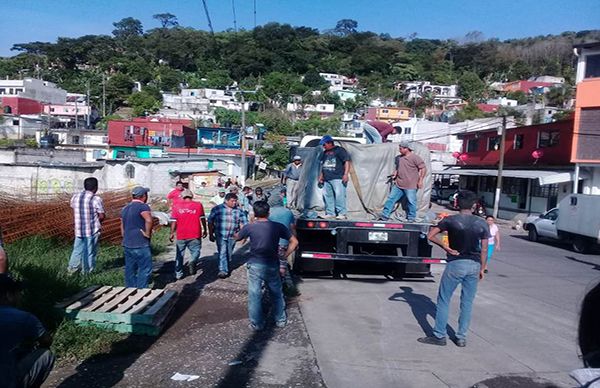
294,141,432,221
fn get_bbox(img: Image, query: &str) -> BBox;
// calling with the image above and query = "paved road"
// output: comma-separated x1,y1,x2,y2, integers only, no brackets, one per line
298,225,600,388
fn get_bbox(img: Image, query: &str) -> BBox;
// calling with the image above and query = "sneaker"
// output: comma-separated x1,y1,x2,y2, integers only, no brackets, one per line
218,271,228,279
321,214,336,219
454,338,467,347
248,323,264,331
275,320,287,328
188,261,197,275
377,215,389,221
335,215,347,220
67,267,79,276
417,336,447,346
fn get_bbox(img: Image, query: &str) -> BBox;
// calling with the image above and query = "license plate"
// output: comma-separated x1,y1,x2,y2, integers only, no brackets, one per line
368,231,388,241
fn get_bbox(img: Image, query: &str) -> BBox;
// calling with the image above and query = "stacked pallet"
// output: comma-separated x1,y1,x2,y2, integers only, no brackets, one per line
56,286,178,336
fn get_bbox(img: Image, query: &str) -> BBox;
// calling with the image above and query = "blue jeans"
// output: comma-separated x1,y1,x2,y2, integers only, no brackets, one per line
247,262,286,329
216,236,236,274
175,238,202,278
124,246,153,288
323,179,347,216
381,186,418,220
68,233,100,274
433,259,480,340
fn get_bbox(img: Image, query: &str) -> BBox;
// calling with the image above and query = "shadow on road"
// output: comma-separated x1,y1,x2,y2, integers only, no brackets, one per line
388,286,456,338
56,243,259,388
564,256,600,271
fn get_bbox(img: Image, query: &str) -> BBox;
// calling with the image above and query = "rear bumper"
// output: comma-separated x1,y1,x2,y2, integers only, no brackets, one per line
300,252,446,264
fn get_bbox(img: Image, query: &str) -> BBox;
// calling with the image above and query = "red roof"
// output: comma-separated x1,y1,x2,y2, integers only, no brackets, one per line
503,81,555,93
476,103,499,113
113,117,193,126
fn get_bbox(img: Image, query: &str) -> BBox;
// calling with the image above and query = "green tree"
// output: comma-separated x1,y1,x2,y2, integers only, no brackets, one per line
258,133,290,169
450,103,486,123
204,69,233,89
458,71,486,102
153,13,178,29
294,113,342,136
112,17,143,39
302,69,328,89
334,19,358,36
105,73,134,111
128,91,161,116
257,109,294,135
506,90,528,105
545,86,571,107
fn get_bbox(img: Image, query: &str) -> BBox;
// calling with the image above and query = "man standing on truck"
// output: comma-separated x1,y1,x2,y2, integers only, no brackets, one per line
379,141,426,222
282,155,303,208
418,190,489,347
318,135,351,220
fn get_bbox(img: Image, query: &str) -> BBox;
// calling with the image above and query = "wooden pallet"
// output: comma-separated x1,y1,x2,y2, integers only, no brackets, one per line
56,286,178,336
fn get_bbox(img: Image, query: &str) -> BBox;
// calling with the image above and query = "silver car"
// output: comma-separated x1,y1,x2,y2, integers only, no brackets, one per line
524,208,559,242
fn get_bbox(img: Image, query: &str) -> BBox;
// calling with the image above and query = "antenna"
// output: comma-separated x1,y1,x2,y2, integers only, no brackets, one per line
231,0,238,32
201,0,214,34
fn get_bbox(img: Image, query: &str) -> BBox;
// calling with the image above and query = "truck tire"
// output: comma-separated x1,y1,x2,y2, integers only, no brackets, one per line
528,227,539,242
572,236,591,254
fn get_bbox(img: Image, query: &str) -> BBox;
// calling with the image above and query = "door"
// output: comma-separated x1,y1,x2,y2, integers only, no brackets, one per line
536,209,559,239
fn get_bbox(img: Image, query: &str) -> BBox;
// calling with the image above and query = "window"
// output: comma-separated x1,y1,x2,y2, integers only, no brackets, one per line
480,176,496,192
12,119,19,126
8,88,14,94
404,127,411,135
125,164,135,179
538,130,560,148
531,181,559,198
501,177,528,195
15,88,23,93
0,88,5,94
50,107,55,112
514,134,524,150
584,54,600,79
382,109,389,114
466,139,479,152
487,136,500,151
72,135,80,144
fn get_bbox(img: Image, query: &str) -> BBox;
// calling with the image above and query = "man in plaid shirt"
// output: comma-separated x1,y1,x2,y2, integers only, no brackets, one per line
208,193,247,278
67,177,105,274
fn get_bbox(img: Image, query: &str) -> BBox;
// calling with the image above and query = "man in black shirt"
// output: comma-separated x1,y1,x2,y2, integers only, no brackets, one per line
418,190,490,347
318,135,351,220
236,201,298,330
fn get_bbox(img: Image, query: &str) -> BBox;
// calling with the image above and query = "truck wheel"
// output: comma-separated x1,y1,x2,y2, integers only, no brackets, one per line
572,237,590,254
528,227,539,242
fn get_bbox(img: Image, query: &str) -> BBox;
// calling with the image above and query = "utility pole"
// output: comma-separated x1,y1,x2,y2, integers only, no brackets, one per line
75,98,79,130
240,92,247,185
102,74,106,117
253,0,257,28
492,115,507,218
86,82,91,129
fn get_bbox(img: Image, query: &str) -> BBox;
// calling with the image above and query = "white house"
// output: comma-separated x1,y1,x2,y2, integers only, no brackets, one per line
0,78,66,104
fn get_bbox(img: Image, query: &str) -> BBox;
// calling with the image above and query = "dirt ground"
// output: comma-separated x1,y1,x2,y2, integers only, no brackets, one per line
44,241,325,388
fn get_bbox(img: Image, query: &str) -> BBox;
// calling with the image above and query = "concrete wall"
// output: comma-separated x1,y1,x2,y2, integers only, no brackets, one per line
582,166,600,195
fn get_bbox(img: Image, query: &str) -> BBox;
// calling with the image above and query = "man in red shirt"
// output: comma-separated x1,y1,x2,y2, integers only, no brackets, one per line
170,190,207,279
167,181,185,208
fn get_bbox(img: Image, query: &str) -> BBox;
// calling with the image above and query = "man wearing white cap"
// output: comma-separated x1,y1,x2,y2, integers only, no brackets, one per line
282,155,303,208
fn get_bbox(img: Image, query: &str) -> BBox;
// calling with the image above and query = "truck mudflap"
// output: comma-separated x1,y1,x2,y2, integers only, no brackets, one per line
300,252,446,264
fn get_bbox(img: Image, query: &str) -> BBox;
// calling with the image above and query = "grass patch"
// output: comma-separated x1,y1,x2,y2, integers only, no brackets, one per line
5,228,170,363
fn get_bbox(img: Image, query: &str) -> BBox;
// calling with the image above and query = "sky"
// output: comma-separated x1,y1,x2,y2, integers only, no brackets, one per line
2,0,599,57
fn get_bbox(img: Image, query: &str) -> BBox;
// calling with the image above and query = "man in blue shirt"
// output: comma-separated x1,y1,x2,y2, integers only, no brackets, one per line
318,135,351,220
236,201,298,330
268,192,296,289
282,155,303,208
0,275,55,388
120,186,154,288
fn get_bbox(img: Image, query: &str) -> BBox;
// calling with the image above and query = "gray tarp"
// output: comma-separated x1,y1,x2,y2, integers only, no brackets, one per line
294,142,432,221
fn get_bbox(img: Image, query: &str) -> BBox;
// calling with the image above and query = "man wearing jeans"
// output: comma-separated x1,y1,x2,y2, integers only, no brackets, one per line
208,193,248,279
318,135,351,220
235,201,298,330
68,177,105,274
419,190,489,347
379,141,426,222
120,186,154,288
170,190,207,279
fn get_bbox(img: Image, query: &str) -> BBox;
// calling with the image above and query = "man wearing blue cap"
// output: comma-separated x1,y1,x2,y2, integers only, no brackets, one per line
318,135,351,220
120,186,154,288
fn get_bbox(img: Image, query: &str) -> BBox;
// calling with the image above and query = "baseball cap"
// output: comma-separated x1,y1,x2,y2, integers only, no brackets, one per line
319,135,334,145
181,189,193,199
0,274,23,294
293,155,302,161
218,188,227,194
399,141,412,149
131,186,150,198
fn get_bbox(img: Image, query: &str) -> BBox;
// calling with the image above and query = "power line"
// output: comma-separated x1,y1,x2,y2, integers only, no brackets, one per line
231,0,238,32
201,0,214,34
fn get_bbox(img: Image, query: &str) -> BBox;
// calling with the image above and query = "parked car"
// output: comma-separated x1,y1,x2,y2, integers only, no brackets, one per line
524,208,559,242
